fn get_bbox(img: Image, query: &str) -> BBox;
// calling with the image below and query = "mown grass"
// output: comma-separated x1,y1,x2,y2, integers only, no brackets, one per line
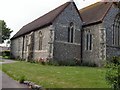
2,61,110,88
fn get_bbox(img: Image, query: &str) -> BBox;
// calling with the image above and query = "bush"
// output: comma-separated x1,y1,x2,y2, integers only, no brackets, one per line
2,50,10,57
36,58,49,65
46,58,80,66
47,59,59,66
106,56,120,90
57,60,76,66
56,58,81,66
81,62,98,67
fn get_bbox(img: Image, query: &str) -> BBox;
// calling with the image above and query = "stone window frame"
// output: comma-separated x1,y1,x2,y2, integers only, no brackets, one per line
25,35,30,51
68,22,75,43
113,13,120,46
38,31,43,50
100,28,106,44
85,30,93,51
99,28,106,61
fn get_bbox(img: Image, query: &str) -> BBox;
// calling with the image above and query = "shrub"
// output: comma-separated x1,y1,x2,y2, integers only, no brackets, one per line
57,58,81,66
57,60,76,66
81,61,98,67
28,59,36,63
2,50,10,57
36,58,49,65
47,58,81,66
47,59,59,66
106,56,120,90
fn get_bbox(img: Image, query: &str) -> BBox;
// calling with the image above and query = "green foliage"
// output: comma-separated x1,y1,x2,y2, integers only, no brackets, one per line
2,50,10,57
57,60,77,66
47,59,59,66
47,58,80,66
106,56,120,89
35,58,49,65
0,20,13,43
81,62,98,67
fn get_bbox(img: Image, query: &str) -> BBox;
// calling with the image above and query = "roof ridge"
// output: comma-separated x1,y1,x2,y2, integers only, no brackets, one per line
11,1,71,39
22,2,71,28
100,2,113,21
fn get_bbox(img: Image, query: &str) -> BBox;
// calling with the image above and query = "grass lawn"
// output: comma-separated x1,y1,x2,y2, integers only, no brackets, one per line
2,61,110,88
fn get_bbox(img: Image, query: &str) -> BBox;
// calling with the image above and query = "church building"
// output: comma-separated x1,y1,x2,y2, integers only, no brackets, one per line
11,1,120,66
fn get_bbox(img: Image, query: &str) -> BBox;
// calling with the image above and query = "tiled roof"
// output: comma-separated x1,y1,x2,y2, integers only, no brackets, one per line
79,2,113,26
11,2,71,39
11,1,116,39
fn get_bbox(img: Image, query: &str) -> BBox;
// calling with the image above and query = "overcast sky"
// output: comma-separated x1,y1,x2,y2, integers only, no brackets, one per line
0,0,100,38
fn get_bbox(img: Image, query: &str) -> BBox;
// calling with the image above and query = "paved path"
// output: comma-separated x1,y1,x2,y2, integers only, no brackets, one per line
0,58,17,64
1,71,28,89
0,58,28,89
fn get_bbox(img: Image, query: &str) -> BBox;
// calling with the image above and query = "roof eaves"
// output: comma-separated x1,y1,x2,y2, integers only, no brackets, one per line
82,20,102,27
11,22,52,40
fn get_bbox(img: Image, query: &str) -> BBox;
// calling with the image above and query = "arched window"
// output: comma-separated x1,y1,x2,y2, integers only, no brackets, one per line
113,14,120,46
68,22,74,43
85,30,92,51
39,31,43,50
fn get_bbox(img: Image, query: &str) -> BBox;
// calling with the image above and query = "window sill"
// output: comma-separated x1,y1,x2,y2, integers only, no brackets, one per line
84,50,93,52
55,41,81,45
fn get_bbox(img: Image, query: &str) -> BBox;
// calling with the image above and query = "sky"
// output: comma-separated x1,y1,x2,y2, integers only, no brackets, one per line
0,0,101,46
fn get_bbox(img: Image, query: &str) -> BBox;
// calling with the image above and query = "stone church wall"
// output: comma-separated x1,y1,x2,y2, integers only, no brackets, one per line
10,2,120,66
103,4,120,58
82,24,104,67
52,3,82,63
11,26,52,61
11,36,23,58
33,26,52,60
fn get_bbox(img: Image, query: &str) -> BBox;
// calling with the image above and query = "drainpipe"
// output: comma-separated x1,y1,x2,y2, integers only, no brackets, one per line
81,28,83,64
81,22,86,64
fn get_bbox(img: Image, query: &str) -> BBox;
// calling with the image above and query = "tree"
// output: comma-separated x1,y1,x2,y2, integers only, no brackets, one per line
6,40,11,47
106,57,120,90
0,20,13,43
